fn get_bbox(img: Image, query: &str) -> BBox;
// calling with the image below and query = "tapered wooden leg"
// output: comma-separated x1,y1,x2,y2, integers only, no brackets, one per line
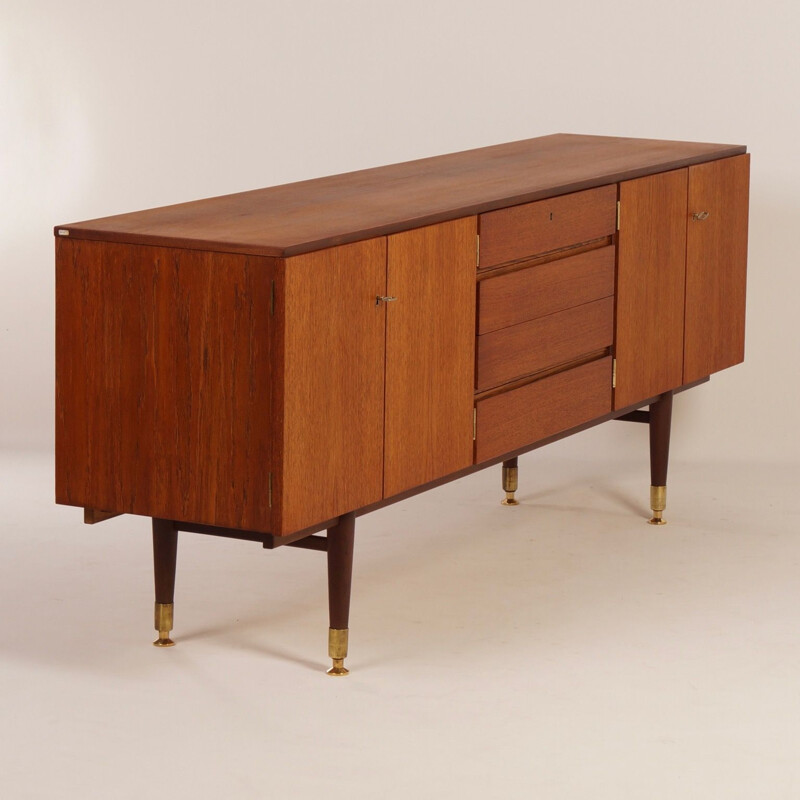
648,391,673,525
152,518,178,646
501,457,519,506
326,512,355,676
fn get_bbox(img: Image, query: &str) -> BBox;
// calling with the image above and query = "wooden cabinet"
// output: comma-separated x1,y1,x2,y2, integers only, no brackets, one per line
279,239,387,534
615,169,688,409
384,218,476,498
281,219,476,531
54,134,750,673
684,155,750,382
615,154,750,408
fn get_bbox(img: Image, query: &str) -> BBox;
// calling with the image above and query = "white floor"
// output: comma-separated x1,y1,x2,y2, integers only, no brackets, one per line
2,436,799,799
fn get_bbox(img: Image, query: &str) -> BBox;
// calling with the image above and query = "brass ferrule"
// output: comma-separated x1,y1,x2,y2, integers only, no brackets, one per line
328,628,349,660
154,602,174,633
502,466,518,494
650,485,667,512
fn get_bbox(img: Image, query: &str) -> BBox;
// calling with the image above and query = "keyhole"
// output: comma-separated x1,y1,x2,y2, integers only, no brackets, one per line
549,212,553,221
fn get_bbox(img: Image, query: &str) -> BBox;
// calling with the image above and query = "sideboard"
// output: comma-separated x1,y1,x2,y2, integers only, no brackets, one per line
55,134,750,675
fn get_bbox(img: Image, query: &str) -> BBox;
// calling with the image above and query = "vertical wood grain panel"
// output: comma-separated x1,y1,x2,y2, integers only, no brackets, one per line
55,239,274,530
684,154,750,382
279,239,386,534
615,169,688,409
383,217,477,497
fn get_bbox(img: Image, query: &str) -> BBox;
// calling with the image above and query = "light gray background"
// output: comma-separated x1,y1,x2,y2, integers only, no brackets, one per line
2,0,799,461
2,3,800,799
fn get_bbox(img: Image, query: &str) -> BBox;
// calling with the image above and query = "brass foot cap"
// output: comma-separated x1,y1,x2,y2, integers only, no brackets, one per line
326,658,349,676
153,633,175,647
648,517,667,526
501,493,519,506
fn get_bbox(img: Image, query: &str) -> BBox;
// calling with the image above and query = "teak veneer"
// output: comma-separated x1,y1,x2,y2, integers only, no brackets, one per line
55,133,750,675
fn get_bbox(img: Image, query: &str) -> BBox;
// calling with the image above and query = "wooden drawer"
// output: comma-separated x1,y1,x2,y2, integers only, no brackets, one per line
479,185,617,268
478,245,615,334
475,357,612,463
476,296,614,391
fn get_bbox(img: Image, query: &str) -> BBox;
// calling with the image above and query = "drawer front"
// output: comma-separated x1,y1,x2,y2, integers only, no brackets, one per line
479,184,617,268
475,357,612,463
476,296,614,391
478,245,615,334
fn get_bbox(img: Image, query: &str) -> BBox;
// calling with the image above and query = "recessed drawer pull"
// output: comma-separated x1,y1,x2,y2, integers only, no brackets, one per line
691,211,710,221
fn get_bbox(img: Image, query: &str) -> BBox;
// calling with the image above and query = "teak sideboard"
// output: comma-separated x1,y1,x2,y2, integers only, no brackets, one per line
55,134,750,675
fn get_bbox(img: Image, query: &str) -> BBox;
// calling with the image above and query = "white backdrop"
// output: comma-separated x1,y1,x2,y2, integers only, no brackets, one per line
2,0,798,462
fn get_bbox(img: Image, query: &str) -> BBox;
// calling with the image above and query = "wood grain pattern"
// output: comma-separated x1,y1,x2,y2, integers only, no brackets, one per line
279,239,386,534
684,154,750,382
55,239,274,530
475,357,612,463
614,169,688,409
57,135,745,257
479,185,617,268
383,218,476,497
477,245,615,334
476,297,614,391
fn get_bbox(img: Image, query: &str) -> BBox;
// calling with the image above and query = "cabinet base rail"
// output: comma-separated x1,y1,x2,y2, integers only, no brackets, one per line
138,382,696,674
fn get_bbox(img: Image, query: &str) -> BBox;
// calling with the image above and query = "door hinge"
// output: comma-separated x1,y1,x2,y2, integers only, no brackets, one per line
476,233,480,267
616,201,620,231
612,358,617,389
268,473,273,508
473,407,477,441
270,280,275,316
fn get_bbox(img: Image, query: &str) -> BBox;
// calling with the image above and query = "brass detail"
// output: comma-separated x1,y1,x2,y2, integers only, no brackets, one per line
691,211,710,221
473,407,477,441
57,228,70,236
268,473,273,508
648,485,667,526
476,233,480,267
153,602,175,647
83,508,122,525
501,465,519,506
376,295,398,305
616,200,620,231
612,358,617,389
327,628,349,676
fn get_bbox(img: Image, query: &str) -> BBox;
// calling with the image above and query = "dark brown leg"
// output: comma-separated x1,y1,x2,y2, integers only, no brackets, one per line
152,518,178,646
501,457,519,506
326,512,355,676
648,391,673,525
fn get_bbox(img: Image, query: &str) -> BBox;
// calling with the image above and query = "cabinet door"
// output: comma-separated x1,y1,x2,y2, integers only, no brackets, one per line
684,155,750,383
280,239,386,534
384,218,477,497
615,169,688,409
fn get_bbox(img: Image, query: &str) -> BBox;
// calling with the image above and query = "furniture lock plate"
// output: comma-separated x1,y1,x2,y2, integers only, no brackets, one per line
616,201,620,231
376,295,398,305
473,407,477,440
612,358,617,388
476,233,480,267
691,211,710,221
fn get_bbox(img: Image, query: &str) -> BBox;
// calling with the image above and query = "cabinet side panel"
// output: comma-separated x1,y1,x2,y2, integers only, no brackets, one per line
55,239,273,530
384,217,477,497
615,169,688,409
280,239,386,534
684,154,750,382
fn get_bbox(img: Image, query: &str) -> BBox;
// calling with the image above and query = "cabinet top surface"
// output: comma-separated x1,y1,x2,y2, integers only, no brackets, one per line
56,133,746,258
